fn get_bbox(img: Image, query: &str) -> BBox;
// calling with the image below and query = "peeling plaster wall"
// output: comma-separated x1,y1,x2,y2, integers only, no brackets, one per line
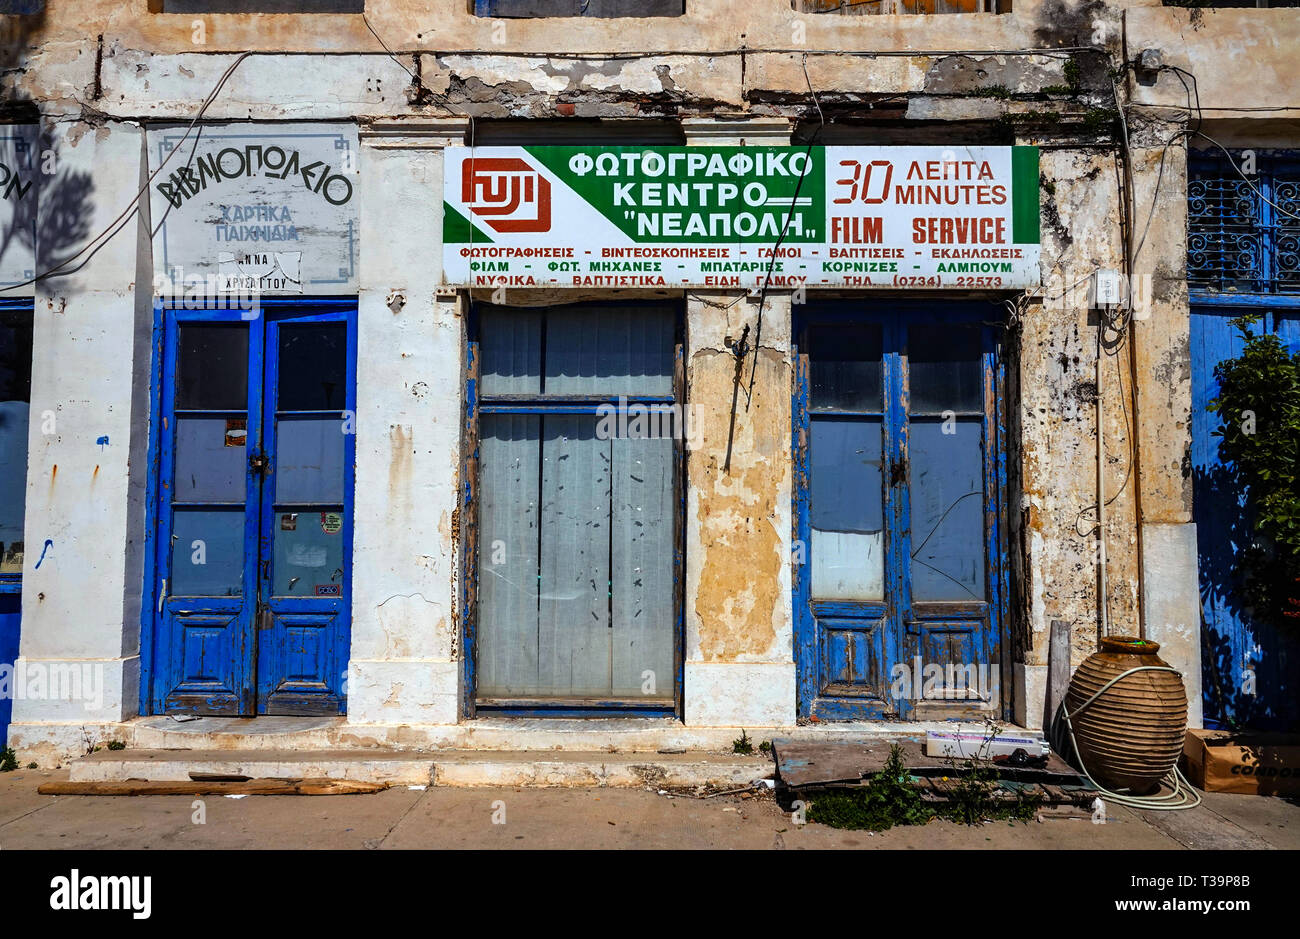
1012,147,1142,728
684,291,796,726
4,0,1292,753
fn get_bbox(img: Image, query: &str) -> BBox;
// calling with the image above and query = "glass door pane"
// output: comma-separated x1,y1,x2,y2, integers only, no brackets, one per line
271,323,347,598
170,323,251,597
906,324,987,602
806,323,885,602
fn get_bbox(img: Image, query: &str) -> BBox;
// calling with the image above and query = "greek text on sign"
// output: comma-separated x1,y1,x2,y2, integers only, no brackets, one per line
148,123,358,295
442,146,1040,290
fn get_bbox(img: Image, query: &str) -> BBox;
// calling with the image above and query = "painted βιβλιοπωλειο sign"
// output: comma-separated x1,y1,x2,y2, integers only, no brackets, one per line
0,123,39,296
442,145,1041,290
147,122,359,296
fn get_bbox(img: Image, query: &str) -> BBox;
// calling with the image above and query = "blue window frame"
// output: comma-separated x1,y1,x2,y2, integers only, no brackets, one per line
0,298,31,746
0,298,31,594
141,298,357,717
463,300,684,718
1189,149,1300,295
793,301,1010,722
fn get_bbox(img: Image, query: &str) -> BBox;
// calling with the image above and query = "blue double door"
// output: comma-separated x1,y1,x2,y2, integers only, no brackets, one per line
150,303,355,716
793,303,1008,721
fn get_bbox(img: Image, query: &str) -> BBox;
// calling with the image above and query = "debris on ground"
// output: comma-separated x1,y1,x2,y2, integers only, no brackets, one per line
772,738,1097,831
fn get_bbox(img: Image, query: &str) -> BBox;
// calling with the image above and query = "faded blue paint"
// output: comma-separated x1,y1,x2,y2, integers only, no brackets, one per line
32,539,51,570
1191,303,1300,730
793,302,1008,722
96,435,109,448
0,297,32,746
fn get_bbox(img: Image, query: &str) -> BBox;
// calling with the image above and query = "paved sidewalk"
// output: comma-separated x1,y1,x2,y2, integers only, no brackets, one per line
2,768,1296,849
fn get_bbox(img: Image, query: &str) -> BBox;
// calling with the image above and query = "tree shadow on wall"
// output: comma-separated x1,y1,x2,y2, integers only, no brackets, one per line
0,7,100,292
1194,444,1300,733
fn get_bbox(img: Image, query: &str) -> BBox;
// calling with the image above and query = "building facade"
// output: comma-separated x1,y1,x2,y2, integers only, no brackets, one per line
0,0,1295,763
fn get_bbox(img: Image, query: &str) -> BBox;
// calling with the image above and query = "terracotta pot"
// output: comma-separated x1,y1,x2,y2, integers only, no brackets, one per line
1064,636,1188,795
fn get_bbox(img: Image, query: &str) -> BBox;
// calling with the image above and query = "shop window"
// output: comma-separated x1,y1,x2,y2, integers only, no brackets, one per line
471,302,680,710
473,0,684,16
792,0,1011,14
0,305,31,582
156,1,363,12
1188,149,1300,294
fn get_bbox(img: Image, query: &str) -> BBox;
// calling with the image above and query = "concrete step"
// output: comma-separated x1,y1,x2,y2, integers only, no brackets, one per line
69,748,774,789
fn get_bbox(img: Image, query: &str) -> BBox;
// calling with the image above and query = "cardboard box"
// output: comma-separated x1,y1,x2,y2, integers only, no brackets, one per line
1182,728,1300,796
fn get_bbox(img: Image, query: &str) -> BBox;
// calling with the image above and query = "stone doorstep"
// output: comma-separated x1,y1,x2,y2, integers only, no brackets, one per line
116,715,985,752
68,749,776,789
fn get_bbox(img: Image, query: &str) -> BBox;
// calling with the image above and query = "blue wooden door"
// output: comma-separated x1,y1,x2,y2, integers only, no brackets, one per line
0,300,31,744
794,303,1007,721
1191,303,1300,730
151,303,354,716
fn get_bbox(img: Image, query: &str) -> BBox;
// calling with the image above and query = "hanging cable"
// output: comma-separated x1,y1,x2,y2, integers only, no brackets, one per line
0,51,254,293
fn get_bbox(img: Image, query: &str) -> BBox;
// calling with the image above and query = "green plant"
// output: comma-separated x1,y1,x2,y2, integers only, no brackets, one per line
0,747,17,772
807,744,932,831
1081,108,1118,135
106,740,126,751
732,730,753,755
1208,315,1300,623
934,760,1041,824
26,762,37,770
759,740,772,754
1062,57,1082,91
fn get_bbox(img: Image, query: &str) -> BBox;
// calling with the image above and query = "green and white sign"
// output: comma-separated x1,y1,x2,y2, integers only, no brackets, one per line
443,145,1040,290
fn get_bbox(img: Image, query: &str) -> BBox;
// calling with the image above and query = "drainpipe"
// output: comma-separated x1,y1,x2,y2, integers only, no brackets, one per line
1097,327,1108,643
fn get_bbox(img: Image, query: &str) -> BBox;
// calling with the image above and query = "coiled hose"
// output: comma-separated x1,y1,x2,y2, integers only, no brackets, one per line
1050,664,1202,811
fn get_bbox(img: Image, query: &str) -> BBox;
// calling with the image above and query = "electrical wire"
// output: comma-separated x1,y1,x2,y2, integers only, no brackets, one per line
0,52,254,294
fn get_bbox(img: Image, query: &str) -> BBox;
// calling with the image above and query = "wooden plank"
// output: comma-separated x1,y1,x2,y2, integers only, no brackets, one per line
38,778,388,797
773,738,1092,789
1047,618,1071,730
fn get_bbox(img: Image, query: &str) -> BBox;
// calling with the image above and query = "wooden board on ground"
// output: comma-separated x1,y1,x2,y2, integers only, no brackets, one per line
38,778,389,797
772,738,1093,791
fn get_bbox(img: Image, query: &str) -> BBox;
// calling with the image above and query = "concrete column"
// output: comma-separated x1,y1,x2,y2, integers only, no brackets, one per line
1126,115,1202,728
347,117,469,726
9,119,151,752
681,117,797,726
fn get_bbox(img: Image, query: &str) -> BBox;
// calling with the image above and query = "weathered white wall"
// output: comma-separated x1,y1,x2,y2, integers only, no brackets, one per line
348,118,468,726
9,118,151,753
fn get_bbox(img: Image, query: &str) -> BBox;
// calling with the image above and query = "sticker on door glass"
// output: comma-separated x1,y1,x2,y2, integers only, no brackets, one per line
224,418,247,447
320,512,342,535
280,512,297,531
315,583,341,597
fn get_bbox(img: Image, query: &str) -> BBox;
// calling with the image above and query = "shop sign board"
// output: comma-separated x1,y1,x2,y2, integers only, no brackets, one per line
442,145,1040,290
